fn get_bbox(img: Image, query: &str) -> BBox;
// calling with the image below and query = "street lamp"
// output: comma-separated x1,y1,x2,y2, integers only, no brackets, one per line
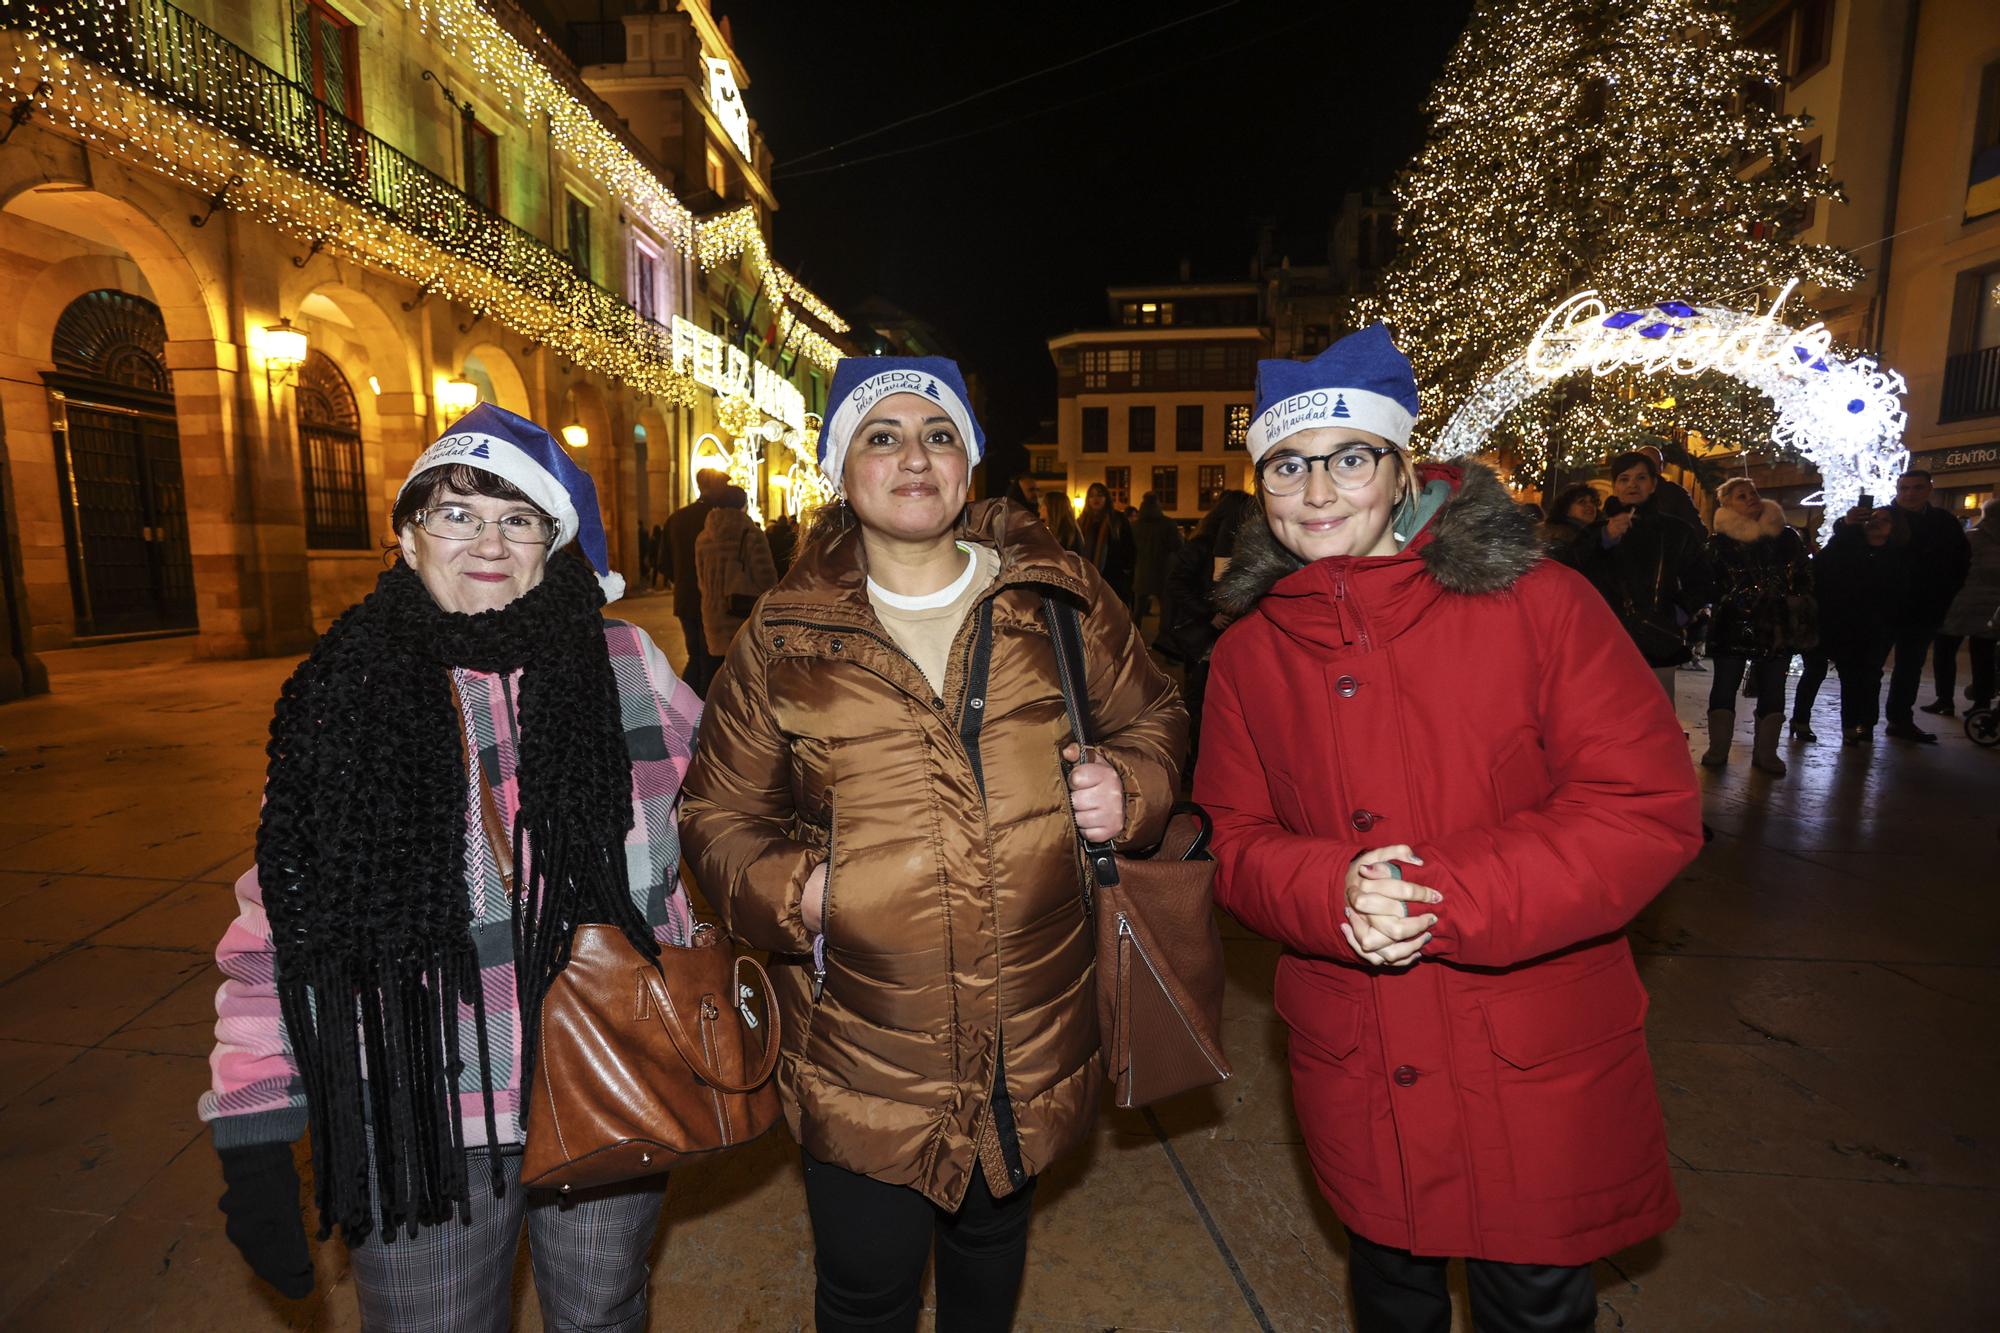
438,376,480,417
262,318,308,391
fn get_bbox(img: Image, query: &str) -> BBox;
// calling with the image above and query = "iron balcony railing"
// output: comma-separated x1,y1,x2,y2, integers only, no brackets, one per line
1940,345,2000,424
4,0,673,363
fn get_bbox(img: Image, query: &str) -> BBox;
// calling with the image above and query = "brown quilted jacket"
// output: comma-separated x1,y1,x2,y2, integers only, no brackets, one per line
680,499,1186,1207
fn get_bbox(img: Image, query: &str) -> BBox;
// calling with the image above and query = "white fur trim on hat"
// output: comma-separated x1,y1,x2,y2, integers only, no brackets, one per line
820,371,982,493
395,431,583,554
1246,388,1416,463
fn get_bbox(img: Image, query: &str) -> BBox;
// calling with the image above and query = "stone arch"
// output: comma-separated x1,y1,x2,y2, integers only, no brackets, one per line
457,341,532,417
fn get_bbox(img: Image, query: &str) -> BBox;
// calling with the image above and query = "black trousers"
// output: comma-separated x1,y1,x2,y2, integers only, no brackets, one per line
1833,636,1895,731
1884,625,1938,723
676,612,715,696
1708,654,1789,717
1935,633,1998,706
1348,1231,1596,1333
801,1150,1036,1333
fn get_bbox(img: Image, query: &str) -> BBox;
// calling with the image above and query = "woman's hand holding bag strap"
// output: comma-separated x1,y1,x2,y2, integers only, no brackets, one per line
1042,595,1231,1109
453,695,781,1192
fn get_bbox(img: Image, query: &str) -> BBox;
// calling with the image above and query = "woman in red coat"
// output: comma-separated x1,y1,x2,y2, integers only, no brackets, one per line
1193,326,1704,1332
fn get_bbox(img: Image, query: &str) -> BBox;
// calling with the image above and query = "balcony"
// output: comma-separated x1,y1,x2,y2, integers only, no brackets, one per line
1940,345,2000,424
3,0,671,364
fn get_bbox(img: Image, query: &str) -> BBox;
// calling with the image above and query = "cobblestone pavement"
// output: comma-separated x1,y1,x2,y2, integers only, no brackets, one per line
1,595,1994,1330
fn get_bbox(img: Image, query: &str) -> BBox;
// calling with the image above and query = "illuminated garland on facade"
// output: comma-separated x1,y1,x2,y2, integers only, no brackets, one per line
1,20,699,404
696,206,846,371
1435,284,1908,541
405,0,692,249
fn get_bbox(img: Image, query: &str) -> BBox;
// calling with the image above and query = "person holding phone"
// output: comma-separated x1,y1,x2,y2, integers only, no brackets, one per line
1194,327,1703,1332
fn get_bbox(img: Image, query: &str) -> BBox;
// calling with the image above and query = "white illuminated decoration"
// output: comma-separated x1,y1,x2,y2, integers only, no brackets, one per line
1434,281,1909,542
705,56,752,162
671,316,805,429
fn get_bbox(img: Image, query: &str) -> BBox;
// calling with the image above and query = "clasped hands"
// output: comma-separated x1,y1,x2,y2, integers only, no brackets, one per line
1340,843,1440,968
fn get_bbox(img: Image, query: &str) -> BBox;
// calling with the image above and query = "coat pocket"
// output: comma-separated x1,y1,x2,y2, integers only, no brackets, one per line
1481,957,1667,1207
1272,959,1378,1187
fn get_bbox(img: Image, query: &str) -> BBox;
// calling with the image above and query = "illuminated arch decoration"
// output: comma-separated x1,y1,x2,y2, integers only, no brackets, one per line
1432,281,1909,542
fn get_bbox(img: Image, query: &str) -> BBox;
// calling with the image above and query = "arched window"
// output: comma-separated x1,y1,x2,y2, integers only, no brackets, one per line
296,350,370,548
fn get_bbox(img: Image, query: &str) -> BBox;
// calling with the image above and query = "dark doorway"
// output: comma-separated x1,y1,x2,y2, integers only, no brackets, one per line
46,290,198,638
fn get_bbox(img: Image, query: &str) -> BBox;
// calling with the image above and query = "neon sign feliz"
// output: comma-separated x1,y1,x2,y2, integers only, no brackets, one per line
670,315,805,431
1434,281,1910,543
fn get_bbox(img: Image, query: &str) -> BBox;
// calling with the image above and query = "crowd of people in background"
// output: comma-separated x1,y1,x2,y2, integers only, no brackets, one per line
633,446,1997,771
1537,445,1995,759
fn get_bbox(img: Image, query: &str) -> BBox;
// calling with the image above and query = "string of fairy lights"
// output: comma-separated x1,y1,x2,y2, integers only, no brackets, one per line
1369,0,1866,482
0,0,849,423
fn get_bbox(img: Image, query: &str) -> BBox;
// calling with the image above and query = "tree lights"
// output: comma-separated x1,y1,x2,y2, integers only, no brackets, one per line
1370,0,1864,480
1435,282,1908,541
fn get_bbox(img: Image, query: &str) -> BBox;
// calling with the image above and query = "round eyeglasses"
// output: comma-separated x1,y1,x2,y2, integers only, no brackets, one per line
412,506,558,545
1257,445,1400,497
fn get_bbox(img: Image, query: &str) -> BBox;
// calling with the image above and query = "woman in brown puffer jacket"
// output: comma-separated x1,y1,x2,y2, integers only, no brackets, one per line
680,357,1185,1333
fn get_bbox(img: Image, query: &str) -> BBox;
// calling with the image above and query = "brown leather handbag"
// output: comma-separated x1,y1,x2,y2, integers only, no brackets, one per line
522,922,782,1191
455,708,781,1191
1043,597,1232,1109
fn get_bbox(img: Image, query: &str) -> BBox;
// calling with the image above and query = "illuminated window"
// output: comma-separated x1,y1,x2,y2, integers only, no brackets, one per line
1104,466,1130,508
1224,404,1250,451
633,242,661,323
1151,465,1180,510
706,144,729,196
1198,465,1228,510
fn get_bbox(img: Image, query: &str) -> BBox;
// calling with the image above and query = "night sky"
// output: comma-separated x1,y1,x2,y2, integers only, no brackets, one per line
726,0,1474,485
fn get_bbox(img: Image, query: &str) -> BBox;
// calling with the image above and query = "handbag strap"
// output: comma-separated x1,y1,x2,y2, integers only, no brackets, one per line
637,956,782,1093
1040,595,1121,893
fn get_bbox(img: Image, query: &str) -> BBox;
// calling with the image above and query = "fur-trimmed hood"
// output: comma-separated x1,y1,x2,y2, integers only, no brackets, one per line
1710,497,1787,543
1214,461,1543,619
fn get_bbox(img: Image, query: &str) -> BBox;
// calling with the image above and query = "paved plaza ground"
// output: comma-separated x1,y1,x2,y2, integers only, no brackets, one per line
0,589,1994,1330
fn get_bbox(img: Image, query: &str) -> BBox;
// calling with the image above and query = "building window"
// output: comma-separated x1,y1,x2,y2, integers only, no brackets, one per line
1104,466,1131,508
632,242,661,323
1082,406,1109,454
1972,60,2000,221
1151,465,1180,510
1079,348,1108,389
296,351,370,549
1198,465,1228,511
1120,302,1138,326
706,143,729,196
1128,405,1156,452
1224,403,1250,450
566,193,592,278
1029,448,1059,473
301,0,361,120
462,115,498,212
1175,404,1203,452
1941,265,2000,421
1748,0,1834,87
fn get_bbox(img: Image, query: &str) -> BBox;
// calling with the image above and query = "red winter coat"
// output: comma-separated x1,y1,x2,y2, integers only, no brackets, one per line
1194,463,1703,1266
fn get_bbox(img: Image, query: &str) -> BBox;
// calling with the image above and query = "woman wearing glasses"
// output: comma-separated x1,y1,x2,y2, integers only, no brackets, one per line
201,403,700,1329
1192,327,1703,1332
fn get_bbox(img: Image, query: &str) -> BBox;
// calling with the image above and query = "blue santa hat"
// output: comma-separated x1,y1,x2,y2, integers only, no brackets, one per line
817,355,984,491
394,401,625,602
1247,324,1419,463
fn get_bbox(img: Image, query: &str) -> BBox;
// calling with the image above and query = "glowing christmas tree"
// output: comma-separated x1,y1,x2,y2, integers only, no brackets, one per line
1373,0,1863,482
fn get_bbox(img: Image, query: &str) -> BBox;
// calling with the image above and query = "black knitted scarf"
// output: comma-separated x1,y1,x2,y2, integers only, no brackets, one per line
257,555,655,1244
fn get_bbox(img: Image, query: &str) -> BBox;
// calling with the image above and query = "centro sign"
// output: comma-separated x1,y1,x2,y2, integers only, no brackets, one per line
1910,444,2000,474
671,315,805,431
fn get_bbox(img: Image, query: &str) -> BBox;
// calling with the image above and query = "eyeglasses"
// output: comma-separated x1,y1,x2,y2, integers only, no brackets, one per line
413,506,557,545
1257,445,1400,497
